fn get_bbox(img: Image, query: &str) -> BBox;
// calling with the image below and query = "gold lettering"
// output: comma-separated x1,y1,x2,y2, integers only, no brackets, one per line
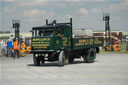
32,44,49,46
94,38,102,44
75,38,95,46
32,38,50,41
33,46,47,49
63,37,68,46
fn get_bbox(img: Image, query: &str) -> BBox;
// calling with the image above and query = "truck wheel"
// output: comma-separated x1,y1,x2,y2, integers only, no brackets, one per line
58,50,65,66
33,55,40,66
86,48,96,63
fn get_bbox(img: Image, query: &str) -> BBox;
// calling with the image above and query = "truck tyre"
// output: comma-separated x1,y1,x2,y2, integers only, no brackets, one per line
58,50,65,66
33,55,40,66
86,48,96,63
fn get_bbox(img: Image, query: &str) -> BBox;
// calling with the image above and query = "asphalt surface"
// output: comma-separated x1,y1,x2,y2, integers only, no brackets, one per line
0,54,128,85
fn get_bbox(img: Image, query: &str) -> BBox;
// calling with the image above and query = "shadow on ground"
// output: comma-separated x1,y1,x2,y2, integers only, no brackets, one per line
27,60,99,67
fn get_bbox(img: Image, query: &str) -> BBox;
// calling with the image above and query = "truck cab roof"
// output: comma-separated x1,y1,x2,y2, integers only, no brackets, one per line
32,24,71,30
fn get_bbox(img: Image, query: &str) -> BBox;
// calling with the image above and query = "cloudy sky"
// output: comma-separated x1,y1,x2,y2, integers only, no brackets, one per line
0,0,128,33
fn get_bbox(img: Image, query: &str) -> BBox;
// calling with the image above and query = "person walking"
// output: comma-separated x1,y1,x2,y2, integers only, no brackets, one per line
1,40,6,56
4,40,7,56
20,41,26,57
0,40,2,57
13,39,20,59
7,39,13,57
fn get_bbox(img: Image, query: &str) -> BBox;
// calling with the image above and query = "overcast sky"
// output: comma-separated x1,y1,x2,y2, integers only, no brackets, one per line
0,0,128,33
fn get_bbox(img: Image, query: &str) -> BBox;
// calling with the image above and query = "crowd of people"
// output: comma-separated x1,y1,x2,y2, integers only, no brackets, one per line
0,38,26,59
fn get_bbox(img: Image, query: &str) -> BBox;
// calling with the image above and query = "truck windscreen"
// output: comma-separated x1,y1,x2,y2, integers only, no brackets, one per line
33,29,53,37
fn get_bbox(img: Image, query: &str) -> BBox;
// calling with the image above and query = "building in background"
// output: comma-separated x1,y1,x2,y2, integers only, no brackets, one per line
0,30,127,43
0,31,31,40
93,30,123,43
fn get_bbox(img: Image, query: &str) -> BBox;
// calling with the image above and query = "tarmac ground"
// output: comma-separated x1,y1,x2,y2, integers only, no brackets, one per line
0,54,128,85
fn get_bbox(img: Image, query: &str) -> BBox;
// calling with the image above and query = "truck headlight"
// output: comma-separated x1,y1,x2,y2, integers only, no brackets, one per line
45,54,48,57
35,54,38,57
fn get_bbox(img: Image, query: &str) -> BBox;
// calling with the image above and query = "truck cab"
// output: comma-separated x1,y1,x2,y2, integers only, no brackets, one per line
31,25,72,52
31,19,73,66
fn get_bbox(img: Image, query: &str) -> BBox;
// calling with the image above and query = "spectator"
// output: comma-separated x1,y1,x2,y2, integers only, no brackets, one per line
0,40,2,57
13,39,20,59
1,40,6,56
7,39,13,57
20,41,26,57
4,40,7,56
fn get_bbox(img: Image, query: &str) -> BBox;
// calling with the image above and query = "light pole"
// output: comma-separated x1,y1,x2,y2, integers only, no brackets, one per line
103,13,111,50
12,20,20,42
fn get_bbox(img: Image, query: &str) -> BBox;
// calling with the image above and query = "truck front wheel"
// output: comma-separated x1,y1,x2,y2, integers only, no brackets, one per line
86,48,96,63
58,50,65,66
33,54,40,66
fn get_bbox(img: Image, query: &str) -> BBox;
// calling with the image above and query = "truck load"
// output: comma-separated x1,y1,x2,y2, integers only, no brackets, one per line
73,29,93,38
30,18,104,66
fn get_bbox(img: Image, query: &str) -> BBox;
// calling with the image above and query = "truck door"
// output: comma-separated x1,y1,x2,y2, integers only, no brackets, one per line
62,27,72,51
54,27,71,51
55,28,62,50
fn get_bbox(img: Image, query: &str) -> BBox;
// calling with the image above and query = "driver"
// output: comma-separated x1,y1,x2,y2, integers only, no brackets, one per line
39,31,43,37
56,30,61,37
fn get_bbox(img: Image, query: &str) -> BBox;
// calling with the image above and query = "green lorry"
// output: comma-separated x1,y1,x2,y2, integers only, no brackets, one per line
31,18,103,66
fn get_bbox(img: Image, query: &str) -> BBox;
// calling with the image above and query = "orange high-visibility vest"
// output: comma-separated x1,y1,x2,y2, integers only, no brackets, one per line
13,41,19,50
21,42,26,48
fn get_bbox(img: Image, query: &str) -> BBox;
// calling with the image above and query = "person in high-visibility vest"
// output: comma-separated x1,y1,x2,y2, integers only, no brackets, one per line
13,39,20,59
20,41,26,56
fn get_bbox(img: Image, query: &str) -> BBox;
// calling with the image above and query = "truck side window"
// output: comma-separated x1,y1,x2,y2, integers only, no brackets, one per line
39,31,43,37
35,30,37,37
56,29,61,37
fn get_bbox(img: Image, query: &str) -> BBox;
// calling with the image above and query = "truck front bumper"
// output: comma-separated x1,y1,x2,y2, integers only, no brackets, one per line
30,50,54,53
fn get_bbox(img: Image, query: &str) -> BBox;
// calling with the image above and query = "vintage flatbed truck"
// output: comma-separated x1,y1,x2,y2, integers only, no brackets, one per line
31,18,103,66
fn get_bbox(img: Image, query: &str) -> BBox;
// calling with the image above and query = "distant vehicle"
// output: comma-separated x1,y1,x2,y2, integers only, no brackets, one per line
126,36,128,51
126,36,128,42
30,18,104,66
106,41,120,51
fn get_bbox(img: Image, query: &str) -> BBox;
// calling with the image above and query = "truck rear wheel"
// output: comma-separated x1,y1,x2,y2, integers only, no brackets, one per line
58,50,65,66
86,48,96,63
33,54,40,66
